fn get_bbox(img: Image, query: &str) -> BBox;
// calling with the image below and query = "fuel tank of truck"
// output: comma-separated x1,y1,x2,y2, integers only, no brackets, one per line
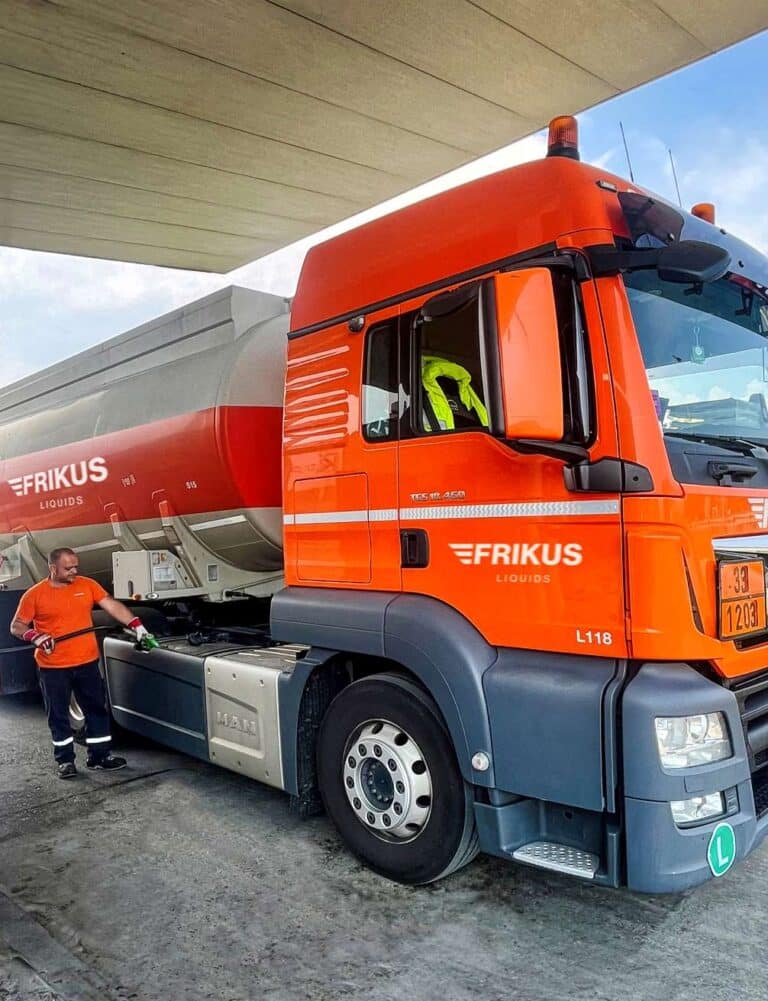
0,286,289,591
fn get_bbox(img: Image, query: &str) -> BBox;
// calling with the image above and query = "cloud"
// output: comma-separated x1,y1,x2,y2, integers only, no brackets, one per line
606,125,768,255
592,146,621,171
677,132,768,252
0,332,34,385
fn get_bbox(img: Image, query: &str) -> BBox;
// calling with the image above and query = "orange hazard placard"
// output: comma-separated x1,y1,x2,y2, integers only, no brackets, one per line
718,560,767,640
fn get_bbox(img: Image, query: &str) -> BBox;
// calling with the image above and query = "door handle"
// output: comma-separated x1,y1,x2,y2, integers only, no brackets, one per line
400,529,429,568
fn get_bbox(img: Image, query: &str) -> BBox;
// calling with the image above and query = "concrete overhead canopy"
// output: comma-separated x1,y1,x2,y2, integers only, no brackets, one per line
1,1,766,273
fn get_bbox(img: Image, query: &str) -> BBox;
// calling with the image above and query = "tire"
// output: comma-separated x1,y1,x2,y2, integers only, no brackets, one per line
316,674,479,885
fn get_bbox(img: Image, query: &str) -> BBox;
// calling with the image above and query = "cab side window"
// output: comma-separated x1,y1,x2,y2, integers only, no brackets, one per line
414,290,488,434
362,321,399,442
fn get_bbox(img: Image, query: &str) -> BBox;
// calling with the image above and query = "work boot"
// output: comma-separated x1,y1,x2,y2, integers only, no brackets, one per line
86,754,127,771
57,762,78,780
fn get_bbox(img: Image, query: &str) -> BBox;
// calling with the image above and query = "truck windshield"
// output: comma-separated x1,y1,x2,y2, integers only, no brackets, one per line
625,270,768,441
619,190,768,444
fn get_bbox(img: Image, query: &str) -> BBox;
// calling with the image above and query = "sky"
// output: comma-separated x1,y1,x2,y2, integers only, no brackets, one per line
1,29,767,388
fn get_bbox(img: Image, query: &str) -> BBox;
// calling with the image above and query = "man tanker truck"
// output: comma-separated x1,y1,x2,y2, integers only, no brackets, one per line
3,115,768,891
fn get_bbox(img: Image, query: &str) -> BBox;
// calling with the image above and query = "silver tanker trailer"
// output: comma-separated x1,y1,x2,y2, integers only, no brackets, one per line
0,285,290,694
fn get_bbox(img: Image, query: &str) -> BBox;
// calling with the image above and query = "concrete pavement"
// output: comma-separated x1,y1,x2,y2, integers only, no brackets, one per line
1,691,767,1001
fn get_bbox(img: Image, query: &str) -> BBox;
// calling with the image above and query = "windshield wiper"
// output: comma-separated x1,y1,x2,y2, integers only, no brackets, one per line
663,431,767,456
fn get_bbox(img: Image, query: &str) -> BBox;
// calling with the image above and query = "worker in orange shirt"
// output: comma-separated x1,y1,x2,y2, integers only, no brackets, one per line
10,547,156,780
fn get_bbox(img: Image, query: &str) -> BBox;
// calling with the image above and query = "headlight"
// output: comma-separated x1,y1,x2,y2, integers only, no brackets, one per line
671,792,725,826
654,713,731,769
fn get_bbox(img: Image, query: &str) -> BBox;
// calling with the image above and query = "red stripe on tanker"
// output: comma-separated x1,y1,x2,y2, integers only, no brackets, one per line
0,405,282,533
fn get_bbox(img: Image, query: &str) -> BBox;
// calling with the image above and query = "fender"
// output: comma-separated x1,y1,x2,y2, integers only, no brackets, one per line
271,587,497,786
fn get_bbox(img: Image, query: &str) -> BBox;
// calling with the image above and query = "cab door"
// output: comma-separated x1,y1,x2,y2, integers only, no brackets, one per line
284,306,401,592
396,267,627,658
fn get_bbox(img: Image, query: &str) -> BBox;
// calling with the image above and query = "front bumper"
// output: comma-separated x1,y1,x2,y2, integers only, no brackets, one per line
625,784,768,892
623,662,768,892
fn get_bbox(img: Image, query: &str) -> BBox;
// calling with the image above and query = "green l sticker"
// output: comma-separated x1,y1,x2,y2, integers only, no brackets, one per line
707,822,736,877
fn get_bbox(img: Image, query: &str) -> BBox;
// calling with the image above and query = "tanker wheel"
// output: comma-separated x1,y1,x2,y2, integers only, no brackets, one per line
316,674,479,885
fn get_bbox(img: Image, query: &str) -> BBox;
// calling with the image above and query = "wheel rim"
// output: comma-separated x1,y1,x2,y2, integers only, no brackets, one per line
69,694,85,726
342,719,433,842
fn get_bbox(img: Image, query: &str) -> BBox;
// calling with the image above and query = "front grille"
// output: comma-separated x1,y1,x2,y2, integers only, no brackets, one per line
733,669,768,818
754,770,768,817
735,633,768,651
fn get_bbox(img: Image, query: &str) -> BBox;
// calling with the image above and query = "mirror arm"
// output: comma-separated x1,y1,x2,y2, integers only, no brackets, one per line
586,244,659,277
587,241,731,283
507,438,589,463
505,442,655,494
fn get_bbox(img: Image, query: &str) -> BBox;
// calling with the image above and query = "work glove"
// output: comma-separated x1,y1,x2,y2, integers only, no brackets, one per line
128,617,159,651
23,629,55,654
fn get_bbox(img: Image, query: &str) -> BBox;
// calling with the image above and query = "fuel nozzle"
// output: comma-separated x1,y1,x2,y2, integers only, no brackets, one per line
135,633,160,652
128,616,159,652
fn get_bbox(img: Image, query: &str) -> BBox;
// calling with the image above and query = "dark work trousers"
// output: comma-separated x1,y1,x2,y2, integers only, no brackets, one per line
38,661,112,764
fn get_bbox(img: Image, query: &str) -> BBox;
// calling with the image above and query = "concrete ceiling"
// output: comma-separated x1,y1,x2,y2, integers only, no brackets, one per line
0,1,766,273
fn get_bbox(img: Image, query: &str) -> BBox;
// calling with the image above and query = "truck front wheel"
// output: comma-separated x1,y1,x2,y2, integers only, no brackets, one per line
316,674,478,884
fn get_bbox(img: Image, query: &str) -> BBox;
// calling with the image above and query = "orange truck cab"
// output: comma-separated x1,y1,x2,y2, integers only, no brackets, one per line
271,116,768,890
5,116,768,892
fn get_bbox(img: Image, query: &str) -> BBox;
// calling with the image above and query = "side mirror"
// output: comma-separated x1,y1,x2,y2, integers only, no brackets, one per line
493,269,564,441
657,240,731,284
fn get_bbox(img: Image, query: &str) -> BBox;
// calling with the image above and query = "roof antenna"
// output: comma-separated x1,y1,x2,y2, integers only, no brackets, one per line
619,121,635,183
668,149,683,208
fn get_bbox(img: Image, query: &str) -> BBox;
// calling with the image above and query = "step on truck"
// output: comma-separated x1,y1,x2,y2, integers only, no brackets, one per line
2,115,768,891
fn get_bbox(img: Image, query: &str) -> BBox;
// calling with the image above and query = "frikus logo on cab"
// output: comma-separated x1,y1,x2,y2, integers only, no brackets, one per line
8,457,109,498
449,542,583,567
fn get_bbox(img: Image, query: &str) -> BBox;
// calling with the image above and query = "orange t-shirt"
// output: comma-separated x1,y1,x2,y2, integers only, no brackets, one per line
15,576,108,668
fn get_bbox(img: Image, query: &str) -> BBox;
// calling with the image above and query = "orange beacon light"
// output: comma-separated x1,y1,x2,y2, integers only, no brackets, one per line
546,115,579,160
691,202,716,224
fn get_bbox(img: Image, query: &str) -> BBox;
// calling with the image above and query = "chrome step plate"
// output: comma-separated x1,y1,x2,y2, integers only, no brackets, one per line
512,841,599,879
